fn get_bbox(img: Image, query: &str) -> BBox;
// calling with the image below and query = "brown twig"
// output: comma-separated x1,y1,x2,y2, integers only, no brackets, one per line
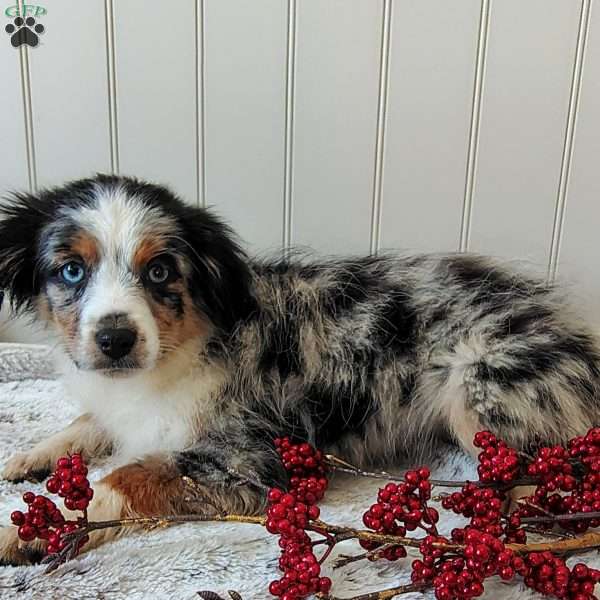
49,510,600,585
317,582,429,599
520,510,600,524
54,511,600,564
333,544,397,569
45,513,266,573
520,525,575,539
309,520,459,552
198,592,243,600
508,531,600,555
324,455,534,489
517,498,555,518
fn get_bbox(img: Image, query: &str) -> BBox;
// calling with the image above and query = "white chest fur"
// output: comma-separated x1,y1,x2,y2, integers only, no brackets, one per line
60,348,225,462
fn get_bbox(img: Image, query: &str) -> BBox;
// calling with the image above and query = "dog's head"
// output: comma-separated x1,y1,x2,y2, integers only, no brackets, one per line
0,175,254,375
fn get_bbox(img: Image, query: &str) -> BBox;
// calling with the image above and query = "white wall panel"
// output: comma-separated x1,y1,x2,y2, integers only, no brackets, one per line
28,0,110,187
558,3,600,326
204,0,286,252
292,0,383,254
0,48,28,193
116,0,198,203
380,0,480,253
469,0,581,264
2,1,600,345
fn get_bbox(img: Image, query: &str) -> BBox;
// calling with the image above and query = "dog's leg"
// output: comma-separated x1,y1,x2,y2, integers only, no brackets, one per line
422,342,598,506
0,436,286,564
2,413,111,482
0,461,155,566
415,327,599,459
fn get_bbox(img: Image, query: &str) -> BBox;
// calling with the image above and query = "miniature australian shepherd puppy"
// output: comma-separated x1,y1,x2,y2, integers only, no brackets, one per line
1,174,600,564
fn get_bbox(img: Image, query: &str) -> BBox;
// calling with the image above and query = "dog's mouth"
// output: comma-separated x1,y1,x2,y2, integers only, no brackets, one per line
98,356,141,374
75,357,143,376
97,364,142,378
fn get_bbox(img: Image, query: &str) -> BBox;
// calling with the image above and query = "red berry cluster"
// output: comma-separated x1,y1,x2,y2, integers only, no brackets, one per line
520,552,600,599
442,484,504,539
473,431,520,484
361,468,436,561
11,454,91,558
512,444,583,535
11,492,65,543
411,534,449,584
564,429,600,532
528,446,577,492
46,454,93,512
414,528,513,599
513,433,600,535
266,438,331,600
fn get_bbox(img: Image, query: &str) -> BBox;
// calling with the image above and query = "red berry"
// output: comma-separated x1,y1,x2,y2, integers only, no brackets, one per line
32,495,47,509
74,499,89,511
268,488,283,503
17,525,36,542
46,477,60,493
57,468,72,481
10,511,25,526
56,457,71,469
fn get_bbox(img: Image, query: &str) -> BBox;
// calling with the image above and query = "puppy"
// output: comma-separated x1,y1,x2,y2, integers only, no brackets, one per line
0,174,599,564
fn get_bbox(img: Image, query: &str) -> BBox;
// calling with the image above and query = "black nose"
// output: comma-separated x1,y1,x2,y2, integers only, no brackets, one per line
95,328,137,360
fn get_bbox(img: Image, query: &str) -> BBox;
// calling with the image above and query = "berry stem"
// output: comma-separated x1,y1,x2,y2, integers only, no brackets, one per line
507,530,600,555
316,582,429,599
309,520,458,551
57,513,600,562
324,455,534,489
520,510,600,524
332,543,398,569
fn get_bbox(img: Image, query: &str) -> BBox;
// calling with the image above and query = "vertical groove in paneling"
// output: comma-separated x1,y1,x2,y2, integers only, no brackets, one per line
548,0,592,282
18,45,37,192
195,0,206,208
283,0,297,254
459,0,491,252
17,0,36,192
369,0,392,255
104,0,119,174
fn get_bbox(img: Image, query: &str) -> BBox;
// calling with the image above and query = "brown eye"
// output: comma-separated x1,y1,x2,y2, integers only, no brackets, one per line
148,262,169,284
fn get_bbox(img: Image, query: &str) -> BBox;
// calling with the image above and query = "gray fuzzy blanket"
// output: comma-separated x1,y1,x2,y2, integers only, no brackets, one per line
0,344,595,600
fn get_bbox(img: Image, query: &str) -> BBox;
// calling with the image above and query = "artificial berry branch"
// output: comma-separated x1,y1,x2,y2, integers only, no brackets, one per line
316,582,429,600
13,428,600,599
324,454,536,490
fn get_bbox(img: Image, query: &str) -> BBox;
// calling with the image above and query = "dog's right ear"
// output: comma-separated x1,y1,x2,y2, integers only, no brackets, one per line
0,191,48,313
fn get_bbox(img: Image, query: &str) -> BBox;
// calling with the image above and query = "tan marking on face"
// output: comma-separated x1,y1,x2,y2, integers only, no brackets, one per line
149,283,208,359
101,456,188,515
70,232,100,266
133,236,167,273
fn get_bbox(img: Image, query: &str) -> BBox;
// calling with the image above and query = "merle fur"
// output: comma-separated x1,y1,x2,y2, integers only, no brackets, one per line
2,175,600,509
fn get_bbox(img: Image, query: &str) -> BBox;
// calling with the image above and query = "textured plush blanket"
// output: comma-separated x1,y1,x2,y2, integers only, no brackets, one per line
0,344,595,600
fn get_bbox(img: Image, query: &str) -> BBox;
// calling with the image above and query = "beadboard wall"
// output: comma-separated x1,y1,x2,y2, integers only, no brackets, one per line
0,0,599,339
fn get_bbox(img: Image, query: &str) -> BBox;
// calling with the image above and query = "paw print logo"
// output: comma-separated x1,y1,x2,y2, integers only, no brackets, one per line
5,17,45,48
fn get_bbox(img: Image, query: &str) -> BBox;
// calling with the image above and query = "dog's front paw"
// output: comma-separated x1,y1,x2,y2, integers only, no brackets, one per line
2,452,52,482
0,526,45,566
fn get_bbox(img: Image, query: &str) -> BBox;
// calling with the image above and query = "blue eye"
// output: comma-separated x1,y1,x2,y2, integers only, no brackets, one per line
60,261,86,285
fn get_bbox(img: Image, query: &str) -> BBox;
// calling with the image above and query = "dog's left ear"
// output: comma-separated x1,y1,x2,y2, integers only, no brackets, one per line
178,206,257,336
0,191,48,312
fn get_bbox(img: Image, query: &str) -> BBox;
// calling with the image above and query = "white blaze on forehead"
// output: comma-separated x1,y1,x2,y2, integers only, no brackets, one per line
62,184,176,266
